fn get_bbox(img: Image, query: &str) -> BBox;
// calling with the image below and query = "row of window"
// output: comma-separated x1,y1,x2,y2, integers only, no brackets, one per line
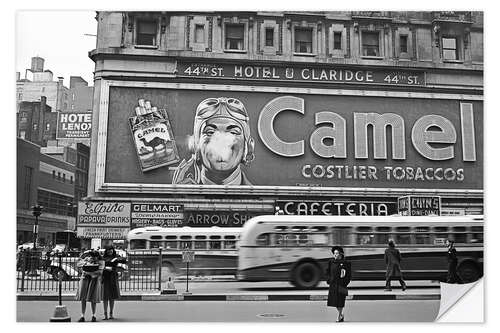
256,227,483,247
37,189,74,216
51,170,73,184
129,239,237,250
134,19,464,61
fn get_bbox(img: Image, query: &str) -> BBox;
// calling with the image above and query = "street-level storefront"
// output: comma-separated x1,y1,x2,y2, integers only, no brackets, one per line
82,59,483,237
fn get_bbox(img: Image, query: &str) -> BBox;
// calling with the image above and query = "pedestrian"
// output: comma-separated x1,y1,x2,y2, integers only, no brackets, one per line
75,250,104,322
101,246,125,320
446,240,462,283
326,246,351,322
384,239,407,291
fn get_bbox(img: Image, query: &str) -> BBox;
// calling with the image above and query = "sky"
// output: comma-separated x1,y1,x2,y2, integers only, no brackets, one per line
16,11,97,86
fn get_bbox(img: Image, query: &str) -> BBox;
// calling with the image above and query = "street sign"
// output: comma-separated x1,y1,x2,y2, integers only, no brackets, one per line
182,250,195,263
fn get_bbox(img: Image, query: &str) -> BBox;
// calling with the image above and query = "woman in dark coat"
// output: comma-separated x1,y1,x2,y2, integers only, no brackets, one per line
326,246,351,322
446,240,462,283
384,240,407,291
101,247,124,320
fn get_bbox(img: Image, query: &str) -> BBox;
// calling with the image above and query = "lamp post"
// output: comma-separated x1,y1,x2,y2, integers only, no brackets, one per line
31,205,43,251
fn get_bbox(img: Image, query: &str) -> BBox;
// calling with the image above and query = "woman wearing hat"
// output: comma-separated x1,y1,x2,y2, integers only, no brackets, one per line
326,246,351,322
101,246,126,320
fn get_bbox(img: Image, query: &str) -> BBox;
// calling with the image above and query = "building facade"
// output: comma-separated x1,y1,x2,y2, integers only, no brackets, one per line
17,138,76,246
16,96,57,146
85,11,483,242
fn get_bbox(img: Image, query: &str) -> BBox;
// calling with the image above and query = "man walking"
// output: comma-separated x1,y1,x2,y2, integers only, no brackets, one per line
384,240,407,291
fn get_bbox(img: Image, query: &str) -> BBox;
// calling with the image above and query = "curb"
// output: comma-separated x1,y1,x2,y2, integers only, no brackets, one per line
17,294,440,301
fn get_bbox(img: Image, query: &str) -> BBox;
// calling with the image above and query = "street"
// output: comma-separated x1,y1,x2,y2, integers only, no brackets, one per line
17,299,439,322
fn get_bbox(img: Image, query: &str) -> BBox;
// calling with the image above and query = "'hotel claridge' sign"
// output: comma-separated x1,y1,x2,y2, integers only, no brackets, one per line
178,62,425,86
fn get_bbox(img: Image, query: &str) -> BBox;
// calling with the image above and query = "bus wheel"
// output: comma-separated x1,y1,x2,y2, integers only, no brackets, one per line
458,262,481,283
291,262,320,289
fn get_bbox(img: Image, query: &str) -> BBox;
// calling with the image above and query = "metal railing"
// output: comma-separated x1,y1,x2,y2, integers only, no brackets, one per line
16,249,164,292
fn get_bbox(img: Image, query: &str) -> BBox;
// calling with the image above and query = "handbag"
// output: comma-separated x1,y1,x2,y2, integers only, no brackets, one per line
337,285,349,296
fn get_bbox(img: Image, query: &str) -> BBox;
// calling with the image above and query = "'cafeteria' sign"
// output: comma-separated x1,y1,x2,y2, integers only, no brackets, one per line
77,227,129,239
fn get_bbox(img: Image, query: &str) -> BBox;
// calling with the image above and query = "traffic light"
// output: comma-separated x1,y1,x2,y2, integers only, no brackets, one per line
32,205,43,217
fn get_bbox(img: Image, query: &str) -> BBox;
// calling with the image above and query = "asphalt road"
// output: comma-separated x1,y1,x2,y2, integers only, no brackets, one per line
17,299,440,322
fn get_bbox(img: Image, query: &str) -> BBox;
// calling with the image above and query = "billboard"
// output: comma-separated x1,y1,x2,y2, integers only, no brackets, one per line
57,112,92,139
77,201,131,239
98,82,482,192
398,196,441,216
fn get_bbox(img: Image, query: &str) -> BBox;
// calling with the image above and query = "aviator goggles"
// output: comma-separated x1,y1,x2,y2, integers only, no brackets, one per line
195,97,249,122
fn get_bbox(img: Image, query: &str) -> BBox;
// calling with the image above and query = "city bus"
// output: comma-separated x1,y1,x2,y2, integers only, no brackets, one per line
237,215,483,289
127,226,241,277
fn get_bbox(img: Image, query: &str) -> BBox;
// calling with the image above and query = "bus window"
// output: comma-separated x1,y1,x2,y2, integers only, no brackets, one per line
256,233,270,246
150,241,163,249
274,226,288,231
194,241,207,250
356,226,374,245
452,227,467,243
415,227,431,244
298,234,309,246
224,235,236,240
286,234,299,247
310,226,327,232
209,241,221,250
375,227,391,245
130,239,147,250
291,226,307,232
224,241,236,249
332,227,351,245
311,233,328,245
275,234,285,246
165,241,177,249
180,241,192,249
470,226,483,243
433,226,448,240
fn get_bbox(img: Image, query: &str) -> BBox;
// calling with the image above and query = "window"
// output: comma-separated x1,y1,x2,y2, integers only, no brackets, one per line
70,176,73,184
362,31,380,57
23,166,33,208
194,24,205,43
209,241,221,250
33,123,38,130
295,28,313,53
286,234,299,247
224,241,236,249
399,35,408,53
150,241,162,249
332,227,351,245
62,174,66,183
265,28,274,47
311,233,328,245
195,241,207,250
20,131,26,139
442,37,458,60
57,172,61,180
256,233,270,246
130,239,146,250
136,20,157,46
415,226,431,244
41,87,45,93
225,24,244,50
356,227,374,245
165,241,177,249
52,170,56,179
46,123,50,131
333,32,342,50
470,226,483,243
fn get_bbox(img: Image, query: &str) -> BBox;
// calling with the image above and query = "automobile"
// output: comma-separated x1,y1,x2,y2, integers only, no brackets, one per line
17,242,34,251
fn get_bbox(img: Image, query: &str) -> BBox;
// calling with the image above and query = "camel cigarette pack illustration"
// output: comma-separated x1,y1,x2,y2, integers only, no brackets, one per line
129,99,180,172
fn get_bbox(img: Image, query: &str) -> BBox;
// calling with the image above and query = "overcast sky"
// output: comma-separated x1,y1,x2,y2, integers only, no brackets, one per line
16,11,97,86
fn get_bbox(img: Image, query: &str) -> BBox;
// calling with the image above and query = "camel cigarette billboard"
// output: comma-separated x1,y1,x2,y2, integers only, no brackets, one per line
96,81,482,193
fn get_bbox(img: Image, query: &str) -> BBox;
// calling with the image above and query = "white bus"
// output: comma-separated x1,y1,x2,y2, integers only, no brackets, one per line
237,215,483,288
127,226,241,276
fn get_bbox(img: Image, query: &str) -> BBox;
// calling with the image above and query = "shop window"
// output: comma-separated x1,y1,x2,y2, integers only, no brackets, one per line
399,35,408,53
442,37,459,60
333,32,342,50
295,28,313,53
194,24,205,43
225,24,245,50
362,31,380,57
265,28,274,47
136,20,158,46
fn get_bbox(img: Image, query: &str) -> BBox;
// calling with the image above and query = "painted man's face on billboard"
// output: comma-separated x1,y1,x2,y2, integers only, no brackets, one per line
199,117,245,172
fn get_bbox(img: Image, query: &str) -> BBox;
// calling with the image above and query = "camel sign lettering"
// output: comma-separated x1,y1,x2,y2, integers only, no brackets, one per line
128,99,180,172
